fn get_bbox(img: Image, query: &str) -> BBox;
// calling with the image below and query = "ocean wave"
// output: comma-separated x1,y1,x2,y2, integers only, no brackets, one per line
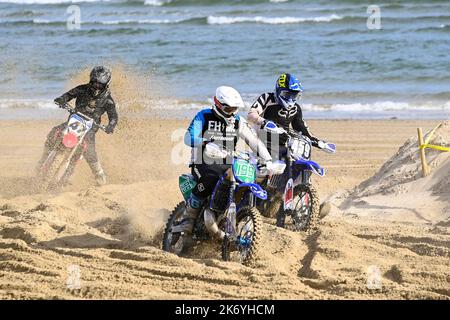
301,101,450,113
101,18,179,24
33,18,51,23
0,0,113,4
0,0,261,4
207,14,343,25
3,0,450,7
0,17,190,26
0,99,57,109
0,18,65,25
3,99,450,113
0,14,346,26
144,0,297,6
144,0,171,5
414,24,450,32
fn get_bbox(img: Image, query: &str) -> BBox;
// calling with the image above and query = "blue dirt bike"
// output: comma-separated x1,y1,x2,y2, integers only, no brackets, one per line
162,143,269,265
256,123,335,231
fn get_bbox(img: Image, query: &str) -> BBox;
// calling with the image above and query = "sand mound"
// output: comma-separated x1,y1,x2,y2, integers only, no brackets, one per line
335,121,450,224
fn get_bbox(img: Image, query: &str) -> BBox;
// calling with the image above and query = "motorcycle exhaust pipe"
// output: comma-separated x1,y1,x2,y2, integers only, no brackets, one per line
204,208,225,239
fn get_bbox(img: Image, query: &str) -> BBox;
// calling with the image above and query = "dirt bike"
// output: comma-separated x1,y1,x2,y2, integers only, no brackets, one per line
162,142,269,265
36,103,106,191
255,122,335,232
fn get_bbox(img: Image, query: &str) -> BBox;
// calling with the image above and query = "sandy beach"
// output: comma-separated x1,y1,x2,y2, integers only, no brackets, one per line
0,117,438,197
0,117,448,299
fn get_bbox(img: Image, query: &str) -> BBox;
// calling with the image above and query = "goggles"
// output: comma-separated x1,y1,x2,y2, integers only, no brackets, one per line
279,90,302,101
214,96,239,115
222,105,239,115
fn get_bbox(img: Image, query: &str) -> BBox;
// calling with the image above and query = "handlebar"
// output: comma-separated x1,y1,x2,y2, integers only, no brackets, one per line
59,103,107,132
262,121,335,153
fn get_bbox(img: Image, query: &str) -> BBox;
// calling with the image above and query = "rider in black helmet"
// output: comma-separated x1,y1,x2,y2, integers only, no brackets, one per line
37,66,118,186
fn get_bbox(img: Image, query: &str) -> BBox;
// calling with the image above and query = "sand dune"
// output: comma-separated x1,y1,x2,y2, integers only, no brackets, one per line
336,121,450,224
0,118,449,299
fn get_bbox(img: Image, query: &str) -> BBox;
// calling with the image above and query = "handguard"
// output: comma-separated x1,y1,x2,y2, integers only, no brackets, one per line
204,142,228,159
318,140,336,154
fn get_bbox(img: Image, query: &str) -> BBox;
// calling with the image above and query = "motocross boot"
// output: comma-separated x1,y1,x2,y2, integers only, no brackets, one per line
177,194,204,234
90,161,107,186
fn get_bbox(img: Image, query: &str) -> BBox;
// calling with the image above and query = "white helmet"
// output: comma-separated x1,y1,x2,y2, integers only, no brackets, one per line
212,86,245,121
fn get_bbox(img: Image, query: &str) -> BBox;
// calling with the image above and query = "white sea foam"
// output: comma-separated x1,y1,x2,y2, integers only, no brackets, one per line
0,99,57,109
144,0,172,6
32,18,51,24
207,14,343,25
101,18,180,25
301,101,450,113
2,99,449,114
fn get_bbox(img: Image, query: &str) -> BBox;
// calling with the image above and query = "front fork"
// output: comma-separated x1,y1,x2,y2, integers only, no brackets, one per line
57,130,88,185
281,152,293,217
225,178,237,237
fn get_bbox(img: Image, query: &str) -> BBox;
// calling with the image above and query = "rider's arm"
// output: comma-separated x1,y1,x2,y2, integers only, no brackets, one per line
105,95,118,130
54,85,85,105
238,117,272,162
247,93,269,127
184,111,205,147
291,104,319,146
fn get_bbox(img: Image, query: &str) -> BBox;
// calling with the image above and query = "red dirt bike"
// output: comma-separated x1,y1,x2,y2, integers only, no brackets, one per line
36,103,106,191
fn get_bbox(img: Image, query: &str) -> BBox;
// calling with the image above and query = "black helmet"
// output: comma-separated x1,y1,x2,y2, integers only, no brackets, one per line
89,66,111,89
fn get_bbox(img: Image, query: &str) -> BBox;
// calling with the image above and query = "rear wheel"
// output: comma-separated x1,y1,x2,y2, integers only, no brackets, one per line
284,184,320,232
162,201,189,256
222,206,262,265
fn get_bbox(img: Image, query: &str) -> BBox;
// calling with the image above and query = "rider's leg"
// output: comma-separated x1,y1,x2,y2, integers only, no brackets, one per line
36,123,65,172
178,164,229,233
84,132,106,186
276,145,290,192
178,193,205,234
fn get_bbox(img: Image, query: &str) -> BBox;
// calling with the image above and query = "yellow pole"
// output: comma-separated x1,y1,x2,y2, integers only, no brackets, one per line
417,127,429,177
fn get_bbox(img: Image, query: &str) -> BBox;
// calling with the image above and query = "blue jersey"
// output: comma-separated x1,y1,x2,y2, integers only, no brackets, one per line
184,108,241,165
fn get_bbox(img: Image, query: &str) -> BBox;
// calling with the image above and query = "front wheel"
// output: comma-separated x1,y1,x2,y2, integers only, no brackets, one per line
277,184,320,232
162,201,188,256
39,147,71,192
222,206,262,265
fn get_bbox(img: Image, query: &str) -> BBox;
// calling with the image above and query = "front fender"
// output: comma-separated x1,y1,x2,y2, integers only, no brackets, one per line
294,158,325,177
237,183,268,200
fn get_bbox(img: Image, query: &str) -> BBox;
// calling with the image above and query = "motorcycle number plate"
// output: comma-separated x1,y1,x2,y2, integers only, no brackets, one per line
291,138,311,159
233,159,256,183
283,178,294,210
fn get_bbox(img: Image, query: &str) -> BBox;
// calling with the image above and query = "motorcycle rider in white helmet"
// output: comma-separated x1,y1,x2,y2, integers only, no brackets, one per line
179,86,273,234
